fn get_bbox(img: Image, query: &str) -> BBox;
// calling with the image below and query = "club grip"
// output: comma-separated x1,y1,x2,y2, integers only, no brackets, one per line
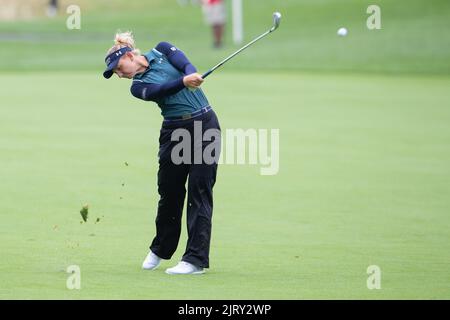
202,70,213,79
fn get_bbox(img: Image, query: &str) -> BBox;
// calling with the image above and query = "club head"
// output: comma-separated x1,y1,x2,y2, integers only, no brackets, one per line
271,12,282,32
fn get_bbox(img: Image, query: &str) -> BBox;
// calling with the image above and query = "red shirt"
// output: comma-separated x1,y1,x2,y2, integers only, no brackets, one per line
204,0,222,4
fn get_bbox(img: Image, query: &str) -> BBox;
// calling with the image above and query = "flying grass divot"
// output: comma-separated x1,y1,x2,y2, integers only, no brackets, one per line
80,204,89,222
79,204,103,224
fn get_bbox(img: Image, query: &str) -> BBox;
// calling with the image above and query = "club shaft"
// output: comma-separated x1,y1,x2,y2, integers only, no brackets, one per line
202,28,273,79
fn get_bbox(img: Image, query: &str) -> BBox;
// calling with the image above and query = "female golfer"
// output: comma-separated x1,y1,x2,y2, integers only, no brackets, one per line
103,32,221,275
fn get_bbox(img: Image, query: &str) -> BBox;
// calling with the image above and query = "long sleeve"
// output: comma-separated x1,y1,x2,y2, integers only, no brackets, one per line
155,41,197,75
130,78,185,101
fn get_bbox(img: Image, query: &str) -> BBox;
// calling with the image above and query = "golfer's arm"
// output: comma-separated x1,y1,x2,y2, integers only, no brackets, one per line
155,41,197,75
130,79,185,101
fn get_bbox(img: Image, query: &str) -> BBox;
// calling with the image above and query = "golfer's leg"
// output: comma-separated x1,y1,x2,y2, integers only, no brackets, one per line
150,131,189,259
182,162,218,268
182,111,221,268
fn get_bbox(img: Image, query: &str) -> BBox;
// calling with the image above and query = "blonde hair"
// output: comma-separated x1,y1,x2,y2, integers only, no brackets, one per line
106,31,141,56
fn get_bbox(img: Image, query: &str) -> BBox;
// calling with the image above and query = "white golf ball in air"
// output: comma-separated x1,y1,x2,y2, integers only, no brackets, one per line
337,27,348,37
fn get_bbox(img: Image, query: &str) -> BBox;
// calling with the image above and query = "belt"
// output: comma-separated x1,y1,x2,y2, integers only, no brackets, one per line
163,105,212,122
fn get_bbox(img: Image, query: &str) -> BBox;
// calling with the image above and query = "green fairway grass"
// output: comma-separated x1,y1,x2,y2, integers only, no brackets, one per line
1,71,449,299
1,0,449,300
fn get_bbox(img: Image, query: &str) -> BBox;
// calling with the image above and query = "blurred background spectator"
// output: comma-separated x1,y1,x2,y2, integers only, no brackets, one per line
46,0,58,18
201,0,226,48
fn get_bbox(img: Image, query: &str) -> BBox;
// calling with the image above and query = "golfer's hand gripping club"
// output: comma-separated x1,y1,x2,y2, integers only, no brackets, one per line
184,73,204,90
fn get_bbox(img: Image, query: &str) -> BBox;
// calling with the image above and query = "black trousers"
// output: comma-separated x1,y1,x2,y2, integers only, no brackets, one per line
150,110,221,268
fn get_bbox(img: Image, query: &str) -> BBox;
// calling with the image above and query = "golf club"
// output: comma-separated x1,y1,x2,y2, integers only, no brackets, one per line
201,12,282,79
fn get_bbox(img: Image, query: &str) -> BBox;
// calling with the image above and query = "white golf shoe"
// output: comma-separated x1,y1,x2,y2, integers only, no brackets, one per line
142,251,162,270
165,261,205,275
